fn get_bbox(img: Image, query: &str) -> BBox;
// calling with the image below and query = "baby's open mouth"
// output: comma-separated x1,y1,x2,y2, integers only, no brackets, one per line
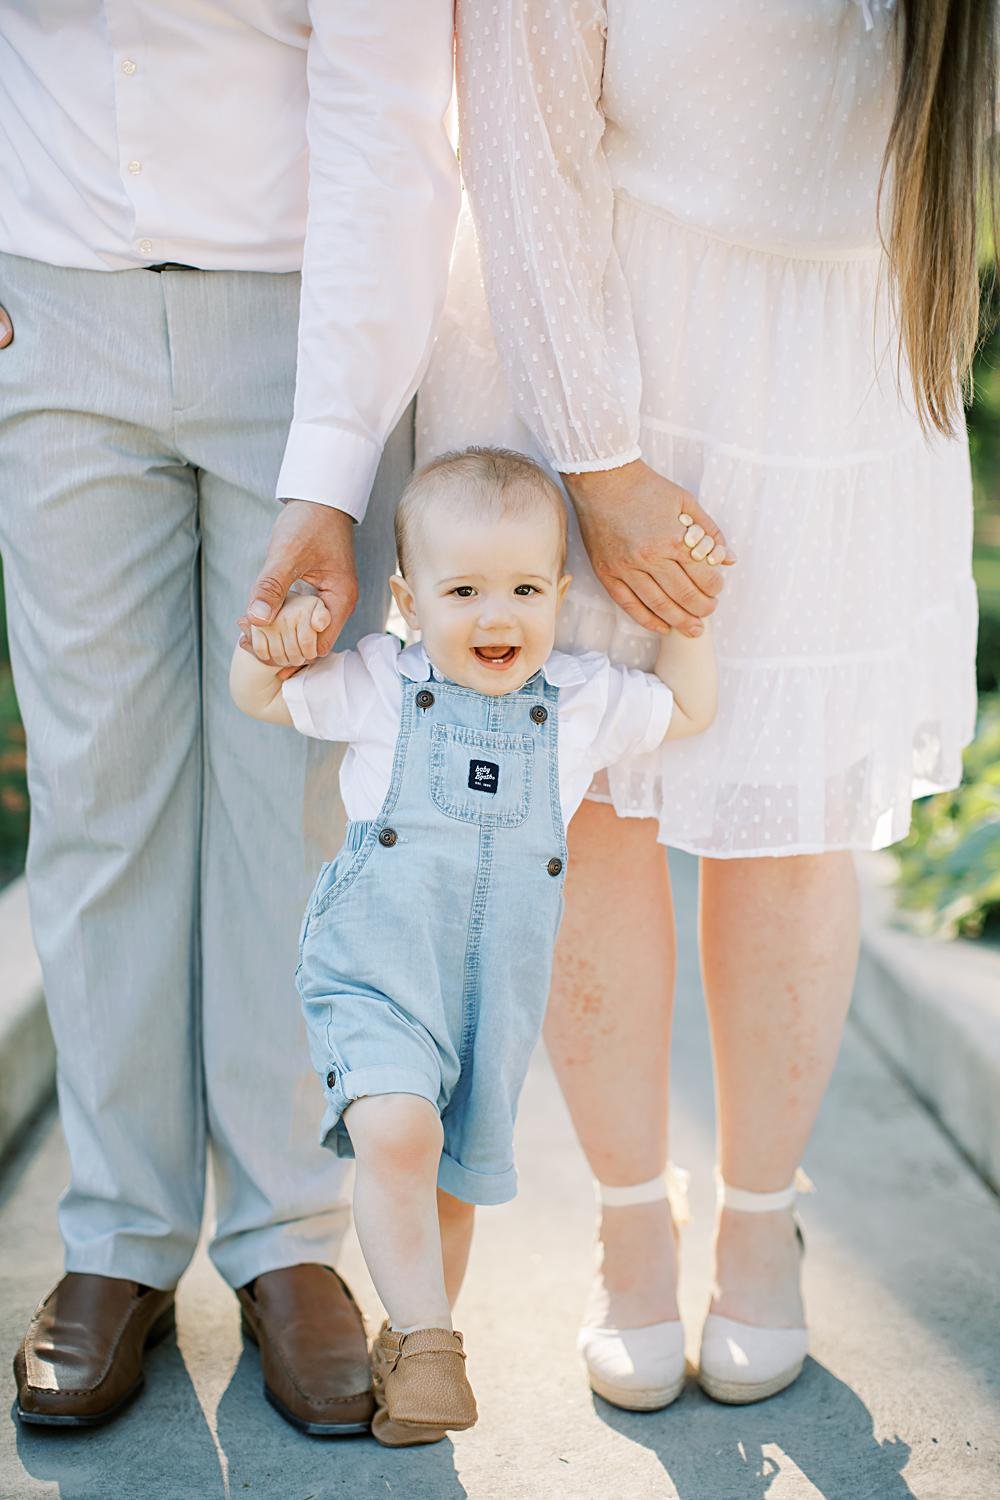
472,645,520,668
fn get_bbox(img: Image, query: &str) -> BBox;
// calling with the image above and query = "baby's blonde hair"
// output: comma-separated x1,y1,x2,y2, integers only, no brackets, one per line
395,447,568,578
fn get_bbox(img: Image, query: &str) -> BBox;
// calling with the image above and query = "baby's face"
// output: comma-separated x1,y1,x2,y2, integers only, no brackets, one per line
389,509,571,695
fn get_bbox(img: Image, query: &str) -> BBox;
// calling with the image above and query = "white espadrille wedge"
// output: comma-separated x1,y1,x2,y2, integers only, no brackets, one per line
578,1165,689,1411
698,1171,812,1405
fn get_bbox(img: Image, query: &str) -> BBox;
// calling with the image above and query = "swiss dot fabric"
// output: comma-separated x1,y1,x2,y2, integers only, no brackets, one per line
418,0,978,856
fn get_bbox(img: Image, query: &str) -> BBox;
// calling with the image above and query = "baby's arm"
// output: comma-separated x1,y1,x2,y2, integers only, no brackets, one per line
229,594,332,725
656,621,717,741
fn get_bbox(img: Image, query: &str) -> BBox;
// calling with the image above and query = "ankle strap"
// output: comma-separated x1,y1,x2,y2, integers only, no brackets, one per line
715,1167,814,1213
595,1162,690,1223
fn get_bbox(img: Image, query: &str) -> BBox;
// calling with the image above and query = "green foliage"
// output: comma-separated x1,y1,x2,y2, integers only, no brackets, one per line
892,695,1000,939
895,277,1000,940
0,561,29,888
0,680,29,884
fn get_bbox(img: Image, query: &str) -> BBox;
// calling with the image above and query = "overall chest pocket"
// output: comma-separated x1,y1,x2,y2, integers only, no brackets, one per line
429,723,534,827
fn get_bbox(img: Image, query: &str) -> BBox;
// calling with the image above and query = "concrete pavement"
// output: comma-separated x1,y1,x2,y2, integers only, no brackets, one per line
1,853,998,1500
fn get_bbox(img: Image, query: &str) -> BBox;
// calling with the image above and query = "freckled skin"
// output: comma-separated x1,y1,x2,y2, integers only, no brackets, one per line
547,813,860,1332
545,803,674,1202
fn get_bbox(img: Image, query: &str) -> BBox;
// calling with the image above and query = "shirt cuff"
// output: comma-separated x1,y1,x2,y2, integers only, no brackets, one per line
639,679,675,754
276,422,383,521
555,446,643,476
281,669,321,739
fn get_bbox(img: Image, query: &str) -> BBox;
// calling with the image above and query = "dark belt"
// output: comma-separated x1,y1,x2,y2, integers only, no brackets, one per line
144,262,201,272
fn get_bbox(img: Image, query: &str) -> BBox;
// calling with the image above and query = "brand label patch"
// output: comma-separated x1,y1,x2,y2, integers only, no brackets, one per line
468,759,500,795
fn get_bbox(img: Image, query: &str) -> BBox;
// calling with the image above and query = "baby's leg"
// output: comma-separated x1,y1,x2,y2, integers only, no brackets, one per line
345,1094,451,1331
437,1188,476,1306
346,1096,478,1445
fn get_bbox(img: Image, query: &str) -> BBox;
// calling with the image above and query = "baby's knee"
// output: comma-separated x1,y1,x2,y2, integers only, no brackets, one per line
346,1093,443,1178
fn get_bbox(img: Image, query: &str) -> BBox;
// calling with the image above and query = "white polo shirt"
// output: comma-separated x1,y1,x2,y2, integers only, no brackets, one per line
283,633,674,826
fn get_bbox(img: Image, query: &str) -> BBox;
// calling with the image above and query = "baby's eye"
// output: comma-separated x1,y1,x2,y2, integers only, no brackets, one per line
513,584,541,597
451,586,476,598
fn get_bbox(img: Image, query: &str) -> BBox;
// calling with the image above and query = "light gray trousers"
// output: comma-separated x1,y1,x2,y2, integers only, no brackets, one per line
0,252,403,1289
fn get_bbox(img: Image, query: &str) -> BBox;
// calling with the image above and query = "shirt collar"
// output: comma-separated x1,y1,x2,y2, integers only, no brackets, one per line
395,640,588,688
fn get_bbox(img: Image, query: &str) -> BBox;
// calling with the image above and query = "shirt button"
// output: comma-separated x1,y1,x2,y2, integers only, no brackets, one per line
325,1070,337,1089
379,827,398,848
121,59,137,75
127,160,142,175
138,239,153,255
415,689,434,709
547,857,563,877
530,704,548,724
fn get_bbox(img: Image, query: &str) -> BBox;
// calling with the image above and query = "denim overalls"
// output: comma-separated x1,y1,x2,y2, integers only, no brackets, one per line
296,668,568,1205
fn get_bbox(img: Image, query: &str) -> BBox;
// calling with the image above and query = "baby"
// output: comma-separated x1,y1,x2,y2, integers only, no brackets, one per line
230,447,716,1446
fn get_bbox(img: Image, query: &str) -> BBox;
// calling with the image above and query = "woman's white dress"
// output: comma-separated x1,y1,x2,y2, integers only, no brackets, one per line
418,0,978,857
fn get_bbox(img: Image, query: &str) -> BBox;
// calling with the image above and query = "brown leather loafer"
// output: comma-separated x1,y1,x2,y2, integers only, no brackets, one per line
13,1274,175,1427
237,1264,374,1436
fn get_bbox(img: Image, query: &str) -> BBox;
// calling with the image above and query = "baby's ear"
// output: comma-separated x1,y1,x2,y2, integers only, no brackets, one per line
389,573,419,629
556,573,573,606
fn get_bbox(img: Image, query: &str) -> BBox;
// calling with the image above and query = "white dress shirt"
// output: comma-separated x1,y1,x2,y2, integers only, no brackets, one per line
0,1,459,520
282,633,674,824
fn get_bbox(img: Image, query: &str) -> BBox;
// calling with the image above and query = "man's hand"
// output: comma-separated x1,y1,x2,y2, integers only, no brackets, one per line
563,459,735,638
239,500,358,660
0,304,13,349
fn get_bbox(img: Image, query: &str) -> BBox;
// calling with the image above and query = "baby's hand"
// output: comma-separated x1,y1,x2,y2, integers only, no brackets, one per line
248,592,332,669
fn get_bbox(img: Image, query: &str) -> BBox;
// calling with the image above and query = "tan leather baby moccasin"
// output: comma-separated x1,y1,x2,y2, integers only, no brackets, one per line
370,1321,478,1447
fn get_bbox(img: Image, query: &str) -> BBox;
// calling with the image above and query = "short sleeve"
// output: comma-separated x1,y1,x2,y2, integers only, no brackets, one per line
588,661,674,770
281,633,402,742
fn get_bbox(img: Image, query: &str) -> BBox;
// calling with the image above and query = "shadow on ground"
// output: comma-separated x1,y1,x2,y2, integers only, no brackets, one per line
595,1360,912,1499
214,1343,470,1499
14,1332,472,1500
13,1338,225,1500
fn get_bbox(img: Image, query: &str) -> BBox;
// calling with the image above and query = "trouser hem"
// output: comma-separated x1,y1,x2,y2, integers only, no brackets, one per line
208,1202,353,1290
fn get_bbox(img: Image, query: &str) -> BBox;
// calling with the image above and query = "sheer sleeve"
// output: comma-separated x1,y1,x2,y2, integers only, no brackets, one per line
456,0,642,473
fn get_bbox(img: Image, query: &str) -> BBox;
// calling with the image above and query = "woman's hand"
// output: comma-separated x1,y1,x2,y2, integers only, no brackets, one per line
562,459,735,637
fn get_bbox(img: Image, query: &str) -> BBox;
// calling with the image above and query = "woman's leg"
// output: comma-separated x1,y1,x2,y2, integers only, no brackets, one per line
544,799,679,1328
699,852,859,1326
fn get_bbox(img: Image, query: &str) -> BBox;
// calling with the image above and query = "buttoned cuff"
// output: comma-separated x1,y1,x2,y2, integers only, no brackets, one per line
276,422,383,522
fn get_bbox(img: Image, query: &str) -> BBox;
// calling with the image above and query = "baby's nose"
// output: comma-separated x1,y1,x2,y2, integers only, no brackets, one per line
477,598,515,628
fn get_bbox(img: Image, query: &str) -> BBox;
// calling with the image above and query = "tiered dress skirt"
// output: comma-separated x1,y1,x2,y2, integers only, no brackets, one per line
418,192,978,857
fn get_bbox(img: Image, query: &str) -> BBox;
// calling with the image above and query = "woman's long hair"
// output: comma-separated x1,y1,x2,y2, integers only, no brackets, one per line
882,0,998,435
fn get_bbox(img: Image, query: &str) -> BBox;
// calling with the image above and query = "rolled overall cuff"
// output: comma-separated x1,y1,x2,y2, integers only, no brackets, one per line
318,1064,441,1150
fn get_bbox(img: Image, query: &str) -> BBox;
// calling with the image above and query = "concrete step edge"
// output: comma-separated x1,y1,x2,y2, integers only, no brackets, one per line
853,852,1000,1194
0,875,53,1160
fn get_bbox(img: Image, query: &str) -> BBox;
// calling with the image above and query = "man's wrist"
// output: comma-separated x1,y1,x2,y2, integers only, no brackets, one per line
280,497,357,525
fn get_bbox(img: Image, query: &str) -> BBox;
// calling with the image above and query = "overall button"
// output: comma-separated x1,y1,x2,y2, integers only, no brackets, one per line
379,827,398,848
530,704,548,724
547,857,563,877
415,689,435,709
325,1070,337,1089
